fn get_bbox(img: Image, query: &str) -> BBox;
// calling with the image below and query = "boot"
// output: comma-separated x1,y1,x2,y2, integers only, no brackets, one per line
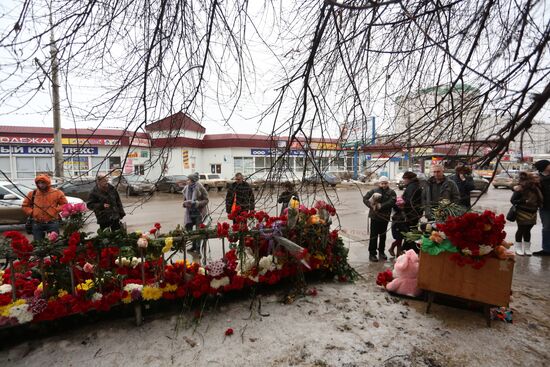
523,242,532,256
515,241,524,256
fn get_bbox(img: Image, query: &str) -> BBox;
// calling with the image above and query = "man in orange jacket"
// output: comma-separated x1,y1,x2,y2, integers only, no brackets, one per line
22,174,68,241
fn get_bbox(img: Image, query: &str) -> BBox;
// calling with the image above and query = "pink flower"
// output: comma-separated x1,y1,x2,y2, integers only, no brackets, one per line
83,262,94,273
75,203,87,212
137,237,148,249
47,231,59,242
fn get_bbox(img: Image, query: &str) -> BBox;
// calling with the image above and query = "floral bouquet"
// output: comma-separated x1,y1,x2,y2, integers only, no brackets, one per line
60,203,87,236
434,210,508,268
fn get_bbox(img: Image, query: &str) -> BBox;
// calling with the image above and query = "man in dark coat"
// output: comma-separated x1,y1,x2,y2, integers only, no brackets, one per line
401,171,423,252
450,165,475,208
363,176,397,262
534,159,550,256
422,164,460,221
226,172,255,214
87,174,126,231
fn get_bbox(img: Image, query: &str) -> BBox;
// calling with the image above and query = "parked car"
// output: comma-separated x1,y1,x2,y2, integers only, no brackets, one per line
0,181,84,225
58,178,97,201
471,173,490,192
111,175,156,196
156,175,188,193
198,173,227,191
492,172,519,189
303,173,341,187
246,172,268,190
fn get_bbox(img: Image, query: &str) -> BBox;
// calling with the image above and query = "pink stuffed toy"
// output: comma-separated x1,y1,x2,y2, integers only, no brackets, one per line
385,250,422,297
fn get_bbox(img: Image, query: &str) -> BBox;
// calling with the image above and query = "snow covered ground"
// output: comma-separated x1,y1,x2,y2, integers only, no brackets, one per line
1,239,549,367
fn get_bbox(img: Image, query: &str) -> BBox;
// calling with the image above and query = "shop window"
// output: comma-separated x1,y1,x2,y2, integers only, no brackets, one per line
63,156,88,177
210,164,221,174
0,157,11,179
16,157,35,178
233,157,254,175
109,157,121,169
91,157,110,175
134,164,145,175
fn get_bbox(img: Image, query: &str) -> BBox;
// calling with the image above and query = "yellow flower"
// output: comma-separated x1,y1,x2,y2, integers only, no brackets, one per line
162,237,174,253
121,295,132,304
58,289,68,298
289,197,300,209
37,282,43,290
161,283,177,292
0,299,26,317
76,279,94,292
142,286,163,301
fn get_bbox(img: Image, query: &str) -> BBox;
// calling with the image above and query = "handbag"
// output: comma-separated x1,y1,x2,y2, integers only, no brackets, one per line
24,190,37,234
506,205,517,222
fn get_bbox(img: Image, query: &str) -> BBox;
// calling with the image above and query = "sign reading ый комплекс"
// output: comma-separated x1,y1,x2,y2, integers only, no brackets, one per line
0,145,99,155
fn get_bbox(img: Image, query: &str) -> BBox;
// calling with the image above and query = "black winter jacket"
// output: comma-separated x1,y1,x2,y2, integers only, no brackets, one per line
87,184,125,225
402,178,423,223
225,182,255,213
450,174,475,208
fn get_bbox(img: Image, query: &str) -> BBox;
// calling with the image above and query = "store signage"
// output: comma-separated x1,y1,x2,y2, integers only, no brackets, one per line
0,136,119,145
0,145,98,155
250,149,305,156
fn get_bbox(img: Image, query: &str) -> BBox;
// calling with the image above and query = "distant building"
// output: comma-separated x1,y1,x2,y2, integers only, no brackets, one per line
393,83,483,144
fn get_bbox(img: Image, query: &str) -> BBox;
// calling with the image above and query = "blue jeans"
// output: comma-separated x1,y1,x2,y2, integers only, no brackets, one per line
32,221,60,242
540,209,550,252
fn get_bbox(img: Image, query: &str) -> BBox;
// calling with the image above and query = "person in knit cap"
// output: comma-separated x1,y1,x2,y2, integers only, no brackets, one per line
363,176,396,262
22,174,68,241
182,172,209,252
533,159,550,256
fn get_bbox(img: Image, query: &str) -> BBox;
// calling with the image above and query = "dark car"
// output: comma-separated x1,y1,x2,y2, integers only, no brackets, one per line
156,175,188,193
58,178,97,201
111,175,156,196
303,173,341,187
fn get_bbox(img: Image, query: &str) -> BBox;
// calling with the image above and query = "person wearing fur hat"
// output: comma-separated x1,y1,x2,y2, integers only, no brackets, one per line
533,159,550,256
22,174,68,241
182,172,209,252
363,176,397,262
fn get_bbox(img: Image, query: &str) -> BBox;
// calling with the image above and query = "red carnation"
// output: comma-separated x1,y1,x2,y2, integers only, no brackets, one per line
225,328,234,336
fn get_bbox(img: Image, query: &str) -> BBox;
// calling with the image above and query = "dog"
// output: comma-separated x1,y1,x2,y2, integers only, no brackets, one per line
368,192,382,211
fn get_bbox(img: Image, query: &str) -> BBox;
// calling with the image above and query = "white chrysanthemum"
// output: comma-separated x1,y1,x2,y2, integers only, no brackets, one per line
10,304,33,324
462,248,472,256
130,257,140,268
248,275,259,283
210,276,230,289
0,284,12,294
236,248,256,275
258,255,276,275
123,283,143,293
92,293,103,302
479,245,493,256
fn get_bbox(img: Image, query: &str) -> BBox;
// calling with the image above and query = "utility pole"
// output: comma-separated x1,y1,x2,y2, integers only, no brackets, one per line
50,13,63,179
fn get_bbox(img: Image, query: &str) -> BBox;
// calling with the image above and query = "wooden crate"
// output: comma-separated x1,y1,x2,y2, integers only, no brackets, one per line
417,252,514,307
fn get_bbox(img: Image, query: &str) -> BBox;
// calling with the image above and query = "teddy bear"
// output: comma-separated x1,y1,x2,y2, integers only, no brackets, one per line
385,249,422,297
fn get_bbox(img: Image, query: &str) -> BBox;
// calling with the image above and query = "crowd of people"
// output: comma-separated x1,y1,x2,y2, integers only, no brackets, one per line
18,160,550,260
362,161,550,262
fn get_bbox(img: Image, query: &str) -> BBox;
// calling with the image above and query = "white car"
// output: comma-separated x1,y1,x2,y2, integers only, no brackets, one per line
0,181,84,225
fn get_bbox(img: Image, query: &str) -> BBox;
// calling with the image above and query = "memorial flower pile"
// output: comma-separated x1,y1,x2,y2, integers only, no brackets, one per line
420,210,511,269
0,202,357,328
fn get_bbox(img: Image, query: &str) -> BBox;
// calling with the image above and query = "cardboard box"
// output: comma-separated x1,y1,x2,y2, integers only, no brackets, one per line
417,252,514,307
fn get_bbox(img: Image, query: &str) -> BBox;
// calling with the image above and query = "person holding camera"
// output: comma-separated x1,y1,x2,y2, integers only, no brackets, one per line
87,174,126,231
183,172,209,252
